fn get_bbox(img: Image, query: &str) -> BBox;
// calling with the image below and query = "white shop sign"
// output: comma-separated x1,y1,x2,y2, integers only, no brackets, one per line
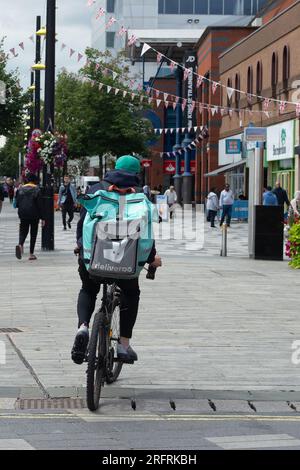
267,120,294,162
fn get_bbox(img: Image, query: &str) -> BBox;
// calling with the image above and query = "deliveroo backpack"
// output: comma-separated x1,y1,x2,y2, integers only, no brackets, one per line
80,186,157,280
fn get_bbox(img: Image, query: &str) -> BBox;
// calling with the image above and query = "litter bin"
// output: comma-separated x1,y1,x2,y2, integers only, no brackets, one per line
254,205,284,260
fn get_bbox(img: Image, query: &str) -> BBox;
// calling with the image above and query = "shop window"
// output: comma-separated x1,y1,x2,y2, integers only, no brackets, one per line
224,0,242,15
244,0,252,15
283,46,290,89
158,0,164,13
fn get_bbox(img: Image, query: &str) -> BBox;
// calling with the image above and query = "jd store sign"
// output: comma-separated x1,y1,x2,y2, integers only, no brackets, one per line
267,120,294,162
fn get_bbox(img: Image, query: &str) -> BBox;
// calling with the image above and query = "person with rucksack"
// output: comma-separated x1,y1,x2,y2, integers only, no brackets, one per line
58,175,77,230
15,173,44,261
71,155,162,365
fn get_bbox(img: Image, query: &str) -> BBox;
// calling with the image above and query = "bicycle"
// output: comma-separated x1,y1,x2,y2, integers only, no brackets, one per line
86,265,156,412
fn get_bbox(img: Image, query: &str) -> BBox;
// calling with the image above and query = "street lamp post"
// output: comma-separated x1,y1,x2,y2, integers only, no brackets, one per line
42,0,56,251
34,16,42,129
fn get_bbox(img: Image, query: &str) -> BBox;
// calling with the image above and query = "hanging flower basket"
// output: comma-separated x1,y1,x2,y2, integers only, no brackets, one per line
285,210,300,269
25,129,68,173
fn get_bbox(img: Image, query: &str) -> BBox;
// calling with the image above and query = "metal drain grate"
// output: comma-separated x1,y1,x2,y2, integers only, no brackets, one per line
0,328,23,333
16,398,86,410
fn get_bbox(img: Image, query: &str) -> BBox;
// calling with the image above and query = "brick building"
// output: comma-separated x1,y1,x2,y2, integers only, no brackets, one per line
219,0,300,199
195,27,255,203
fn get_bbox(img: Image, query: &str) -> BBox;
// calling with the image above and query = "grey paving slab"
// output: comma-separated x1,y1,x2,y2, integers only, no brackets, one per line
0,202,299,396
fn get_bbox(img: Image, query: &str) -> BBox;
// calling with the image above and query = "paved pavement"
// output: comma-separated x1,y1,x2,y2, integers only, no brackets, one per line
1,200,300,450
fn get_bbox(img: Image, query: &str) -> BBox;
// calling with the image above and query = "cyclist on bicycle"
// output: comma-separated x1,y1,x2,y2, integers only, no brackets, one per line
71,155,162,365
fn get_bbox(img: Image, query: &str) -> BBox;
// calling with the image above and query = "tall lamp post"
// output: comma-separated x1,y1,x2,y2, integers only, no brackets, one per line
34,16,45,129
42,0,56,251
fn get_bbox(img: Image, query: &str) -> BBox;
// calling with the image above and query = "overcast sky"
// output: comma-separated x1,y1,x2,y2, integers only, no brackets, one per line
0,0,92,89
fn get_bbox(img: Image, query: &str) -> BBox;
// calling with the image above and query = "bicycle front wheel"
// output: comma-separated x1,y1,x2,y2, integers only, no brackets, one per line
86,309,106,412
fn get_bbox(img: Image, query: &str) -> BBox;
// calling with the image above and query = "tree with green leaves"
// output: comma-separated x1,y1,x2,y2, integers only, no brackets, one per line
0,128,24,177
55,48,153,174
0,39,27,137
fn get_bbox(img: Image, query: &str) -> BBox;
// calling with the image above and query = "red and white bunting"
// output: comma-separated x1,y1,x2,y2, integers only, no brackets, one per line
118,26,128,37
159,129,163,135
156,99,161,108
181,127,186,133
196,76,203,88
211,106,218,116
279,100,286,114
148,97,153,104
9,48,17,57
105,17,117,29
112,71,118,80
247,94,253,105
264,111,270,118
182,99,187,112
229,109,233,118
220,108,225,116
123,90,127,98
131,93,135,101
157,52,162,63
175,96,179,104
29,35,35,43
115,88,120,95
199,104,203,114
172,102,177,110
107,86,112,94
128,35,137,46
190,101,196,113
183,68,190,81
170,61,175,73
212,82,218,95
19,42,24,51
87,0,96,6
78,53,83,62
263,98,270,111
170,129,175,134
69,48,75,58
164,129,168,134
155,90,160,99
163,93,168,102
96,7,105,19
296,102,300,117
61,43,66,51
164,101,169,109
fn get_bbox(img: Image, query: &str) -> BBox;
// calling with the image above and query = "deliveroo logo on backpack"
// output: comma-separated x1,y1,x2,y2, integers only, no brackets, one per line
104,239,128,264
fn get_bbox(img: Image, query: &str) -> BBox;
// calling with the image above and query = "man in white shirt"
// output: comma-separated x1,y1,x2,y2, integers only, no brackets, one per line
164,186,177,219
219,183,234,227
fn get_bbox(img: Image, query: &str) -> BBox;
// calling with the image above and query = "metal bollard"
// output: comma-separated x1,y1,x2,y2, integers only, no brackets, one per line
220,223,228,257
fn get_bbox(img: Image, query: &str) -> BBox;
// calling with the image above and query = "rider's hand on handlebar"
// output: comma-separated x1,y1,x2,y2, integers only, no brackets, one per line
150,255,162,268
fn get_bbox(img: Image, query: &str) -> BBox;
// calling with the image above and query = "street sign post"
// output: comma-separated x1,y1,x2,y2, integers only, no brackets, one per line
244,127,267,142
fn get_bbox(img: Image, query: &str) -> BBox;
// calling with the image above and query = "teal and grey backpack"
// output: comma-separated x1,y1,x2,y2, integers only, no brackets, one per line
80,185,158,280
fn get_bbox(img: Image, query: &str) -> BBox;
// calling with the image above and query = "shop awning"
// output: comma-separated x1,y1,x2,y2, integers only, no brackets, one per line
205,160,246,177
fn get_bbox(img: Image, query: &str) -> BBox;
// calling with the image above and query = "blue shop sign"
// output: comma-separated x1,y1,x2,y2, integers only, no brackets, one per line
231,201,249,220
226,139,241,154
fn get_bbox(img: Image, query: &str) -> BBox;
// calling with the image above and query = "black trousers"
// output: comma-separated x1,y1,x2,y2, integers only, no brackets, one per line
62,204,74,228
207,210,217,227
77,261,140,339
19,219,39,254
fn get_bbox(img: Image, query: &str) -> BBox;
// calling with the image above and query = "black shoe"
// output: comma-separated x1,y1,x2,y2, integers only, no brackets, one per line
71,328,89,365
15,245,22,260
63,226,67,231
117,344,138,363
68,221,71,229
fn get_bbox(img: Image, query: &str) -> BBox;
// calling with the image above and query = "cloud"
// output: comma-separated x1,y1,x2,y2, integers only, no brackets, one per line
0,0,93,89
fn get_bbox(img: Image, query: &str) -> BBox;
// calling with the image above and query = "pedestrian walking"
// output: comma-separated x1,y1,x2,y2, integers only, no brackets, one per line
58,175,77,230
151,186,161,204
7,179,14,204
263,186,278,206
0,183,4,214
219,183,234,227
289,191,300,219
164,186,177,219
272,181,290,208
206,188,219,228
15,173,44,261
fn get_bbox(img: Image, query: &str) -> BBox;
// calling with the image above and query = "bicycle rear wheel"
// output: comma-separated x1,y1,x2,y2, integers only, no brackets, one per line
106,294,123,384
86,309,106,411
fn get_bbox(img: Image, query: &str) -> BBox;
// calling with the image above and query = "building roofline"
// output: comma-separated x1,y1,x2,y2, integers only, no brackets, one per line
194,26,256,50
219,0,300,59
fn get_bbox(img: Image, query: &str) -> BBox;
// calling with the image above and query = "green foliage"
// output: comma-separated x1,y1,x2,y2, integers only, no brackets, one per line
55,48,153,162
0,128,23,177
0,38,28,136
288,223,300,269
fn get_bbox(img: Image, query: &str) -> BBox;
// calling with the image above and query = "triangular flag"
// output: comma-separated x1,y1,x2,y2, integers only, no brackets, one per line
170,61,175,73
140,95,144,103
212,82,218,95
181,127,186,133
19,42,24,51
115,88,120,95
107,86,112,94
156,99,161,108
181,99,187,112
112,71,118,80
155,90,160,99
226,87,234,100
123,91,127,98
170,129,174,134
78,53,83,62
173,102,177,110
197,76,203,88
148,97,153,104
70,48,75,58
163,93,168,101
194,126,198,132
164,128,168,134
164,101,169,109
157,52,162,63
183,68,190,81
61,43,66,51
141,43,151,57
99,83,104,90
131,93,135,100
159,129,163,135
